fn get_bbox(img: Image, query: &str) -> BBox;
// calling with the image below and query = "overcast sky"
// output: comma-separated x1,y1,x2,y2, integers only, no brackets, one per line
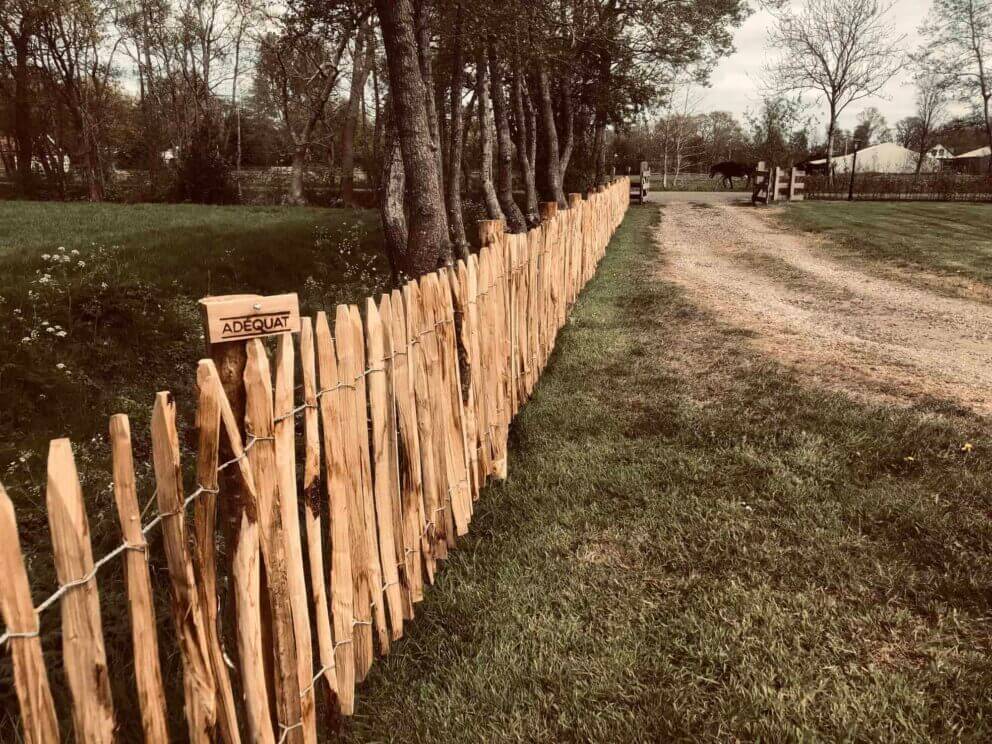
697,0,933,134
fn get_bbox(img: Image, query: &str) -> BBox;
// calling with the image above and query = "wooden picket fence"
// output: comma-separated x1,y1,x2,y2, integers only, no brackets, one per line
0,179,629,744
752,162,805,204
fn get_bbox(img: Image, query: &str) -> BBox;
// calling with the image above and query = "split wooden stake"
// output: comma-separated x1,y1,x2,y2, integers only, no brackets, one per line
109,415,170,744
314,311,356,715
0,481,59,744
46,438,115,744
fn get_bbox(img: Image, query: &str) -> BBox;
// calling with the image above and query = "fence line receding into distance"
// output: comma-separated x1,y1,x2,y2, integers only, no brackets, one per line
0,179,629,744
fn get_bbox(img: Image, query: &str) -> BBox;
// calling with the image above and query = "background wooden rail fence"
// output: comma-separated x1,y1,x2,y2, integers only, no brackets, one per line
0,178,629,743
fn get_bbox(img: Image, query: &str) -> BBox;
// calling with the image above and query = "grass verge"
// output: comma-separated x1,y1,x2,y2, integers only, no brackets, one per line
341,205,992,741
776,201,992,288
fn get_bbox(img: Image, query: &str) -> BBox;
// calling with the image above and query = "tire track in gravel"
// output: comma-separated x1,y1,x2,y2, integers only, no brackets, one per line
654,201,992,414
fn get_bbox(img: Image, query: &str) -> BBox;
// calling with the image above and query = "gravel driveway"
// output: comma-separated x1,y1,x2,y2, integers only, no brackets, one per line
654,199,992,413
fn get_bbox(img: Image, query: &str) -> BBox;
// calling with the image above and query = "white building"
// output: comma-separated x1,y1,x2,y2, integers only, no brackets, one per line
808,142,939,174
928,143,953,160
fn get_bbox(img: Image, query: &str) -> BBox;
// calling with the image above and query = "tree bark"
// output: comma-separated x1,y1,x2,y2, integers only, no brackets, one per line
341,23,372,205
414,1,444,198
476,47,504,222
510,53,539,227
826,103,837,185
376,0,451,275
380,101,408,284
488,42,526,232
535,64,565,208
444,6,469,259
593,117,607,186
13,36,34,196
558,75,574,185
983,94,992,174
289,147,306,204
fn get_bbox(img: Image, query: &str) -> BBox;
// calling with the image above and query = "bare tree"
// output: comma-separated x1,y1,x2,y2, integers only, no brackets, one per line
910,60,949,175
36,0,123,201
340,19,374,205
255,27,351,204
766,0,904,177
923,0,992,172
655,83,703,187
475,44,504,223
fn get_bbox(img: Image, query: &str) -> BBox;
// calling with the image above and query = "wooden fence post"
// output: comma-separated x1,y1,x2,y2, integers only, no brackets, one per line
388,288,427,603
243,343,303,744
0,482,60,744
299,317,340,713
151,393,218,744
197,360,273,743
332,305,377,676
379,293,416,619
274,334,318,744
109,415,170,744
348,305,390,656
314,311,356,715
46,438,116,744
365,297,406,640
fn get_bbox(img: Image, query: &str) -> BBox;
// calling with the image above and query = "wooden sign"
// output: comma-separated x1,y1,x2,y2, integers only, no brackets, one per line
199,294,300,344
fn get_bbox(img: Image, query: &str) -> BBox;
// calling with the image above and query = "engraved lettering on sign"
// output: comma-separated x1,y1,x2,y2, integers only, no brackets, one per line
220,312,293,340
199,293,300,345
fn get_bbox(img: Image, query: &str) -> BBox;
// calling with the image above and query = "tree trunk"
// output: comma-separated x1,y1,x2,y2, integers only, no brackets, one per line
510,54,539,227
984,94,992,174
445,6,469,259
826,106,836,185
341,24,371,205
414,0,445,199
13,37,34,196
558,75,574,186
488,42,526,232
593,118,607,186
380,102,408,284
289,148,307,205
476,47,504,222
376,0,451,275
535,64,565,208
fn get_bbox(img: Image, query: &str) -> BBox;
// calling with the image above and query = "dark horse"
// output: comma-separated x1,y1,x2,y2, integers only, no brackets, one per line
710,161,755,190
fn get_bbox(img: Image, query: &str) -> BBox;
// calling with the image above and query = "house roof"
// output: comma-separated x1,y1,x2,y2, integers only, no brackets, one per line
807,142,925,166
955,146,991,159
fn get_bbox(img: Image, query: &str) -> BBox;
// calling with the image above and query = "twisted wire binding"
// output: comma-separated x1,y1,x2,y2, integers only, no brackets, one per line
0,425,281,648
0,341,443,647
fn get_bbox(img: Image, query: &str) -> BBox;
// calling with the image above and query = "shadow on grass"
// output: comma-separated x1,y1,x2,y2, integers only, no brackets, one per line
341,206,992,742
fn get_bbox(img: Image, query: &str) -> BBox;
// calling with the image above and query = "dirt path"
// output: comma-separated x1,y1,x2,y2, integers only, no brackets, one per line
655,200,992,414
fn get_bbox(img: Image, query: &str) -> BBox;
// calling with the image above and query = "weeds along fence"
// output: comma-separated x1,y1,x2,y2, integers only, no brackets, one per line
804,172,992,202
0,180,629,743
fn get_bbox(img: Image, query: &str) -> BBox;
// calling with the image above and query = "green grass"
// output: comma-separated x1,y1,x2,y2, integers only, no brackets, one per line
0,200,390,739
339,206,992,741
0,198,386,573
777,202,992,286
655,173,751,192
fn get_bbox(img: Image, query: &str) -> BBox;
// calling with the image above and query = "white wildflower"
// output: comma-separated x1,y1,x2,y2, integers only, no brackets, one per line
20,336,31,344
42,253,51,260
57,330,67,338
46,326,55,333
57,246,65,252
56,363,65,370
70,249,80,256
77,261,85,268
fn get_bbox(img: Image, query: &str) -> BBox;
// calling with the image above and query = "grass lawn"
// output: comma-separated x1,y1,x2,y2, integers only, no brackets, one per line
0,199,386,553
341,206,991,740
654,173,752,192
777,201,992,286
